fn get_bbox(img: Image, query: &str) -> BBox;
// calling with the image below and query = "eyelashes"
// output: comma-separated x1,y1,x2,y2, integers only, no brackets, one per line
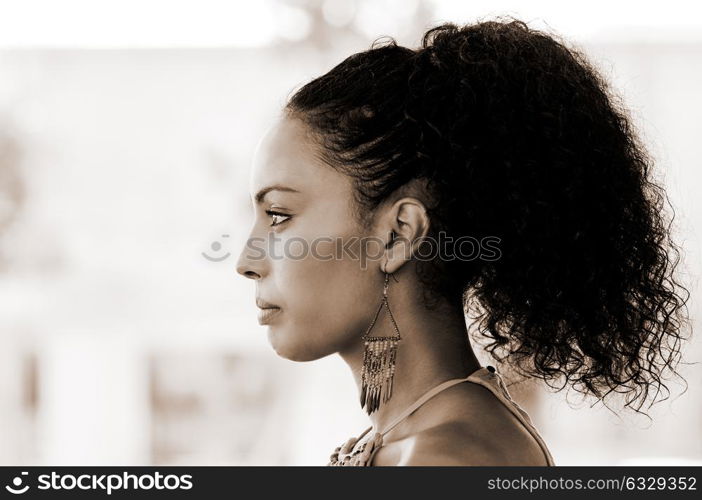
265,210,292,227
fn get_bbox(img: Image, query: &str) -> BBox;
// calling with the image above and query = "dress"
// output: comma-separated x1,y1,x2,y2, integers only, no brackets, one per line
327,365,555,466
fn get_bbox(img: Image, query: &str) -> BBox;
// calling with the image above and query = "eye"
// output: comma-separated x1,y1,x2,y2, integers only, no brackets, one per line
265,210,292,227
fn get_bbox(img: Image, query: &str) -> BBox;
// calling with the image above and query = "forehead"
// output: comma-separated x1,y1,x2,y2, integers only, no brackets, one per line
250,117,352,202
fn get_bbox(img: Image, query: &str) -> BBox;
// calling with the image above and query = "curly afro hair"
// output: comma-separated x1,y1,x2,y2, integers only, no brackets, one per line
284,17,692,415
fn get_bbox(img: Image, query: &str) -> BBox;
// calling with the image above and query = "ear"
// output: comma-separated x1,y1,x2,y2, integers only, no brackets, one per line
382,197,430,275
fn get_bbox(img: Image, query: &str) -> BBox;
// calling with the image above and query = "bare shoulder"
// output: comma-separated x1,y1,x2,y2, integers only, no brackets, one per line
399,420,548,466
370,380,551,466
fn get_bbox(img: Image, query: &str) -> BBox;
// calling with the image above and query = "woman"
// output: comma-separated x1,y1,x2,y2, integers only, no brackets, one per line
236,18,690,466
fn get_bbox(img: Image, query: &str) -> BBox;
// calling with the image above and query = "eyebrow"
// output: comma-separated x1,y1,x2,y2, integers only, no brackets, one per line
254,185,301,205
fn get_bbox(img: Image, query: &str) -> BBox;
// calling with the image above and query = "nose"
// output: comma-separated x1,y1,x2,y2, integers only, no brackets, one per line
236,239,265,280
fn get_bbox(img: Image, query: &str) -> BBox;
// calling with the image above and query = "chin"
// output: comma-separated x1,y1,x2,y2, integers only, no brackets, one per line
267,328,332,362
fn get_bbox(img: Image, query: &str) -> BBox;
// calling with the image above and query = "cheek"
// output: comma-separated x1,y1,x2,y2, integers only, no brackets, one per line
274,236,377,356
288,239,369,320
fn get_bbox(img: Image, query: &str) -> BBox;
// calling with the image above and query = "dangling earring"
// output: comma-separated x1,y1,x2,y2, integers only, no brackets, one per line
360,266,402,415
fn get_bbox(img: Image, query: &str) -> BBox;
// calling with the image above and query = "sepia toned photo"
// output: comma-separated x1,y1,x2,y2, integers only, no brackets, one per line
0,0,700,478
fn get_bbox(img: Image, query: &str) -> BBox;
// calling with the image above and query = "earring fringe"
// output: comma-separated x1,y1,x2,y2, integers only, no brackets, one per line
360,273,401,415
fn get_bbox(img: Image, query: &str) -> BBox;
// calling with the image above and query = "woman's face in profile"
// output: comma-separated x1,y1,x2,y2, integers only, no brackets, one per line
236,117,382,361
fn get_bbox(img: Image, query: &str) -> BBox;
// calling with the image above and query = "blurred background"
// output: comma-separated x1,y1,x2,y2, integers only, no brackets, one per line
0,0,700,465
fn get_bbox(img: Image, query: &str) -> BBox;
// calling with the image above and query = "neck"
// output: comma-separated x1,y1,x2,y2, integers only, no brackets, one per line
337,275,481,439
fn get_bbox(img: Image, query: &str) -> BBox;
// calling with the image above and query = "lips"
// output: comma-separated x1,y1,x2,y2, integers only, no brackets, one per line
256,297,281,325
256,297,280,309
257,305,281,325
